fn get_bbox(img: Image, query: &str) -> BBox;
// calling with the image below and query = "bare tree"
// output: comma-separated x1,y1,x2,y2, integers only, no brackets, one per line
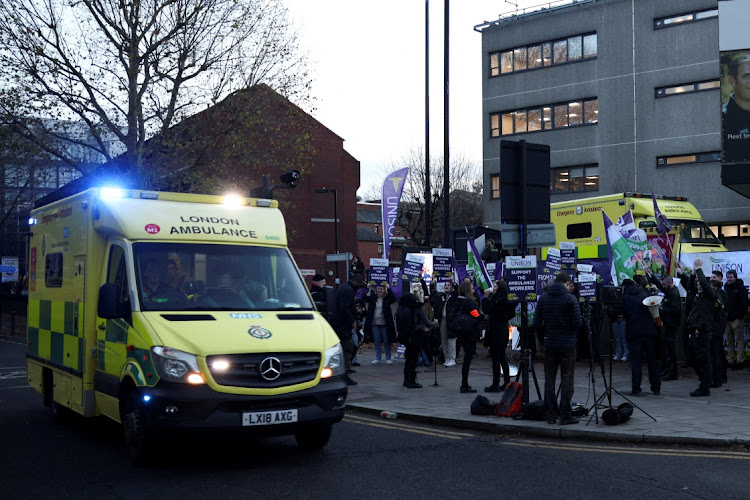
367,149,483,247
0,0,310,187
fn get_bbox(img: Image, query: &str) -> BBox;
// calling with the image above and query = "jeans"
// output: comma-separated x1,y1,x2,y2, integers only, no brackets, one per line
612,320,629,358
627,336,661,393
543,346,576,419
372,324,391,361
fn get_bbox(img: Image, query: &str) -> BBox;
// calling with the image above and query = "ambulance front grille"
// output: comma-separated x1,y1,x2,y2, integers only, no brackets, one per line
206,352,321,388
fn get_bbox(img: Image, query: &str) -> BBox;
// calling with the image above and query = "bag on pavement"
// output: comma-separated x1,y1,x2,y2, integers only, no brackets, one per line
522,400,546,421
470,395,496,416
495,382,524,417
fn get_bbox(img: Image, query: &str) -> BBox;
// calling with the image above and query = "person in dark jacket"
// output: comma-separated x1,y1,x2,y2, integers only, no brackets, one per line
724,270,749,370
647,271,681,380
678,260,717,397
395,292,436,388
364,284,397,364
332,273,365,385
709,271,728,387
533,272,582,425
428,282,447,363
622,278,661,396
482,279,513,392
453,282,482,393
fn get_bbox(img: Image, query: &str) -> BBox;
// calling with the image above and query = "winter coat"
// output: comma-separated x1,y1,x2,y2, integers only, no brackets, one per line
533,281,582,348
713,288,728,338
332,280,358,338
660,286,682,327
481,289,514,349
363,288,397,344
724,279,749,321
395,292,433,345
428,291,447,323
622,283,658,340
684,269,718,333
445,293,464,339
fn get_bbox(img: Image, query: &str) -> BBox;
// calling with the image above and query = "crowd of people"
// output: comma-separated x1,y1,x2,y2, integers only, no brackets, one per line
316,255,750,424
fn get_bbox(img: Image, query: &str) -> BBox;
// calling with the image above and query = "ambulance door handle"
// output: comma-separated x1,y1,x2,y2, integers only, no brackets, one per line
98,323,106,331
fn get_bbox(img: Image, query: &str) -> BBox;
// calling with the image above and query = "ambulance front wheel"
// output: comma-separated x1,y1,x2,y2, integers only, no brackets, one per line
122,392,154,465
294,423,332,450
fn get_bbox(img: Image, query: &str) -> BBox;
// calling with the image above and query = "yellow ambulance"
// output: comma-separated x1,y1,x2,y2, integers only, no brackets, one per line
26,188,347,463
549,192,726,260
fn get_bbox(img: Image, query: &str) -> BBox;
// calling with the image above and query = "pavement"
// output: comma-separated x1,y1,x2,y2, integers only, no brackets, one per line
345,344,750,447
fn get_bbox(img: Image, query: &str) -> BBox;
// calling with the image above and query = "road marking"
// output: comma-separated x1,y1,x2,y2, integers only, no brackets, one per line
504,439,750,460
0,338,25,345
1,385,34,390
0,371,26,380
345,414,475,440
0,367,26,370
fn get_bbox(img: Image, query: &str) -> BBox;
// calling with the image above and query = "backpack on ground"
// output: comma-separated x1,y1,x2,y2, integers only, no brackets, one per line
470,395,496,416
522,399,546,421
495,382,524,417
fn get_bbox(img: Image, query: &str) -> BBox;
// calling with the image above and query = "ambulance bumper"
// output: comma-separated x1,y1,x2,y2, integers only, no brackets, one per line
135,376,347,434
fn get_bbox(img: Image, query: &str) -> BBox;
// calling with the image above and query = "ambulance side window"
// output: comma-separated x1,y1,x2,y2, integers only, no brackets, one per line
107,245,131,315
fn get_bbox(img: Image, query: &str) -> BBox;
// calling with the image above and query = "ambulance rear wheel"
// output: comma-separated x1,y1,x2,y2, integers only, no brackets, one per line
295,424,332,450
122,393,154,465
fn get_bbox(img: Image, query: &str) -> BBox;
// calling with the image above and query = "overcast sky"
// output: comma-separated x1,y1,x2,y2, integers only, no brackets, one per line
285,0,559,197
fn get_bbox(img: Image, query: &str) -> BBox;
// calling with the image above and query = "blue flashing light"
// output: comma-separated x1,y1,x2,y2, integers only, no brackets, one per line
100,187,127,199
143,394,152,403
28,217,37,225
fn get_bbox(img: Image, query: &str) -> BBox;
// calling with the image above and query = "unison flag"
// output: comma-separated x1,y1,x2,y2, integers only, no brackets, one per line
381,168,409,259
651,189,672,234
466,230,493,294
603,211,637,285
615,209,637,239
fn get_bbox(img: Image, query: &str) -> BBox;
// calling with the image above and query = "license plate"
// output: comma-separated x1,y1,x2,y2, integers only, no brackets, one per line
242,409,298,426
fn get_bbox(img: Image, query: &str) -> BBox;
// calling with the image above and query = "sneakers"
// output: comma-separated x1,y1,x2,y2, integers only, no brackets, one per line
690,388,710,397
385,360,393,365
444,359,456,367
484,385,502,393
371,359,381,365
559,416,579,425
345,377,357,386
460,385,477,393
612,355,621,361
621,355,629,361
546,415,556,425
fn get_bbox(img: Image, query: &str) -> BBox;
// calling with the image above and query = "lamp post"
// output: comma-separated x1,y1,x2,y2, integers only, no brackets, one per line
314,188,339,281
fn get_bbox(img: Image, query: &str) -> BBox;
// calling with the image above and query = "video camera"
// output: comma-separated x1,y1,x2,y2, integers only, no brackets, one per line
600,285,623,306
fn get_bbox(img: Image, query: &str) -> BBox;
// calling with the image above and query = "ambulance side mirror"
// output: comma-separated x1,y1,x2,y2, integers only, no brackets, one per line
98,283,127,319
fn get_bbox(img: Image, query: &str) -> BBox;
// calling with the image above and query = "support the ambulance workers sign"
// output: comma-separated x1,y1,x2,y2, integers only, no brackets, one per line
505,256,538,303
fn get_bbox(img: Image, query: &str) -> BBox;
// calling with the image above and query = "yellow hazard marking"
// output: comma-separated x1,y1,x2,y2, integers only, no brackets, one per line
503,439,750,460
345,414,475,440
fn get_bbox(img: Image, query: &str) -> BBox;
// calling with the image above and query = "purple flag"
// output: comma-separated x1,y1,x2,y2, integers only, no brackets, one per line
615,209,637,239
381,168,410,260
651,189,672,234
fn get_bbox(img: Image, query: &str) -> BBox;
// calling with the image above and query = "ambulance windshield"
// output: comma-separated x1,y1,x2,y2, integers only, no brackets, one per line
672,219,721,245
133,242,314,312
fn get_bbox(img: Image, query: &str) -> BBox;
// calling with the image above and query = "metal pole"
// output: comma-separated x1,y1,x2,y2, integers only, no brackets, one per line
520,140,530,404
443,0,450,248
333,189,339,282
425,0,431,247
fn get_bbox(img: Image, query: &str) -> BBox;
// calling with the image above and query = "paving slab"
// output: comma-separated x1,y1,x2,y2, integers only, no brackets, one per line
345,344,750,447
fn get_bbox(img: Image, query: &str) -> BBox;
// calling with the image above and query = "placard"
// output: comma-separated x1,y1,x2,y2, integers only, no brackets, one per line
368,258,390,287
560,242,576,273
504,256,538,303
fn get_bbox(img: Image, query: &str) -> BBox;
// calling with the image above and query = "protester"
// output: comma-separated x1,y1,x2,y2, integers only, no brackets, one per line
481,239,501,263
647,272,681,380
607,301,628,362
451,282,482,393
364,284,397,365
332,272,365,386
709,271,728,387
622,278,661,397
440,282,459,367
481,279,514,392
678,260,716,397
349,256,365,278
724,269,749,370
395,292,437,389
350,298,365,369
428,282,447,363
310,274,327,305
533,272,581,425
410,283,433,367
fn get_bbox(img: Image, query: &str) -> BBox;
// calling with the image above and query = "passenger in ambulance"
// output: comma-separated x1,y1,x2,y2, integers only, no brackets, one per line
166,257,187,291
141,258,188,307
207,271,253,309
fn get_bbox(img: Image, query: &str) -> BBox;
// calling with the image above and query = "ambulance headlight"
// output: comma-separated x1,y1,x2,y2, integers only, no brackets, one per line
321,344,345,378
152,346,205,384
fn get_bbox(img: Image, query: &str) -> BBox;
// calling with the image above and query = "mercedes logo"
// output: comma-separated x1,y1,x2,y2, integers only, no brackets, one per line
259,357,282,381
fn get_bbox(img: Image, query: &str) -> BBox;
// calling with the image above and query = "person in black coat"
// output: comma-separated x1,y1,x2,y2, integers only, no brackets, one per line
363,284,397,364
482,279,514,392
724,270,749,369
533,272,582,425
332,273,365,385
395,292,437,388
621,278,661,396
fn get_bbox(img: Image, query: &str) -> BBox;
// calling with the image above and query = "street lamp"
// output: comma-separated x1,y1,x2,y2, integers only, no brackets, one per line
314,187,339,281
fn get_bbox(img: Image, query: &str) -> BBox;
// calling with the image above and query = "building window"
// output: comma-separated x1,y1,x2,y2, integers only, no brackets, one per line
489,32,596,77
656,151,720,167
654,8,718,29
551,165,599,193
655,79,719,98
491,98,598,137
490,174,500,199
374,224,379,234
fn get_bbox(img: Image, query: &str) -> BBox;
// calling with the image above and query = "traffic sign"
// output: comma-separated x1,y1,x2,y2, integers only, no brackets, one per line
500,224,556,249
326,253,353,262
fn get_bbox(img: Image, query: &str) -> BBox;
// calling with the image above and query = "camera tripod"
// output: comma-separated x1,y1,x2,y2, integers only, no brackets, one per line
588,307,657,424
